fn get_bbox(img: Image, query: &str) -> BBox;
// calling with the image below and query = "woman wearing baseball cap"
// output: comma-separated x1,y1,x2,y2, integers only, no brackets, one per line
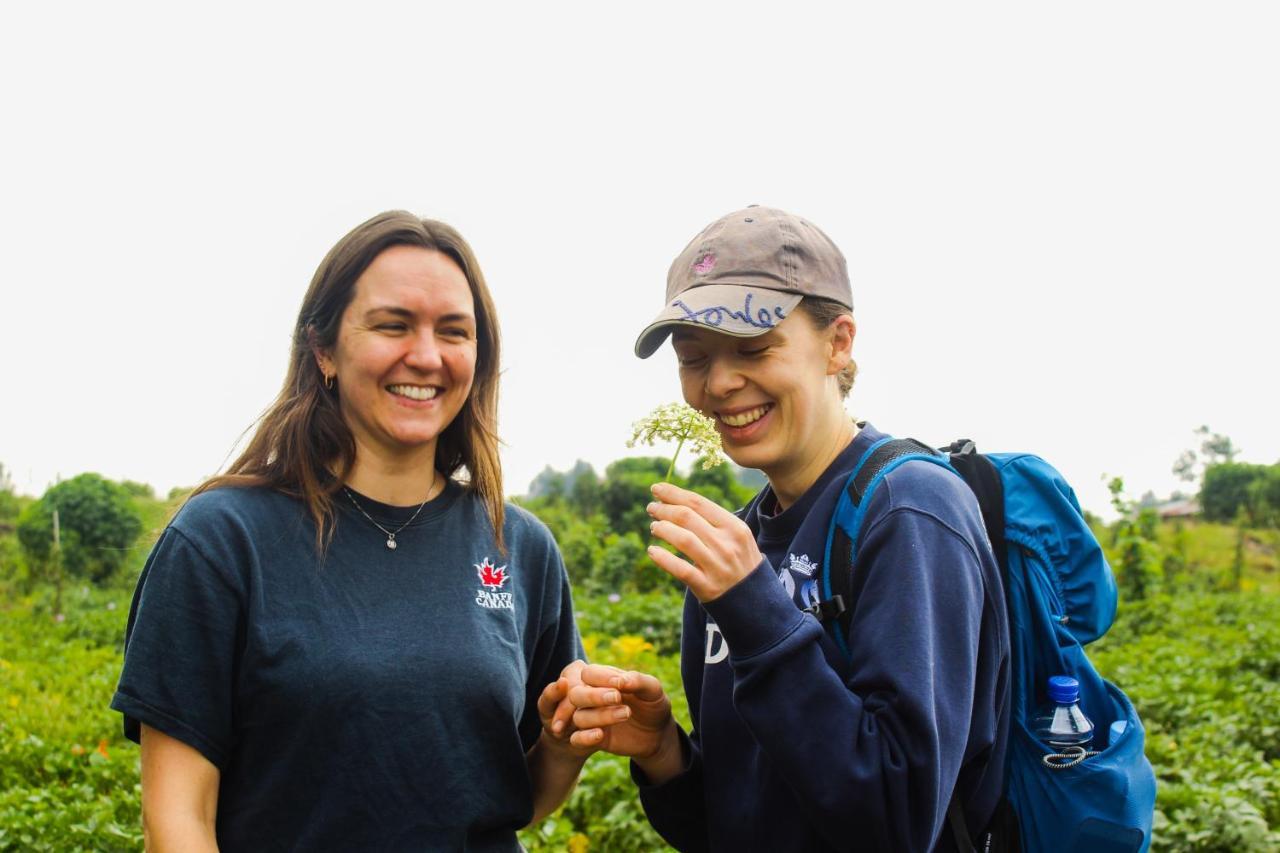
562,206,1010,851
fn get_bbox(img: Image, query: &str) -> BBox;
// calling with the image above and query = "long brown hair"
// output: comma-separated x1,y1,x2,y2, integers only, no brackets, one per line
195,211,505,551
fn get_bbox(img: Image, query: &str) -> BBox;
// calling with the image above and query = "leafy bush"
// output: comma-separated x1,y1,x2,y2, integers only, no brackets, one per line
1201,463,1277,524
16,475,143,585
575,590,685,655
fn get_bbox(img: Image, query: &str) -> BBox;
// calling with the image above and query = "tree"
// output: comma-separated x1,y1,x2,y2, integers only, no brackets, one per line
1173,425,1240,484
1201,463,1268,523
686,459,756,513
16,473,143,585
526,466,567,501
0,463,20,527
120,480,156,499
600,457,671,542
595,532,647,594
1244,467,1280,528
568,466,603,517
1107,476,1161,601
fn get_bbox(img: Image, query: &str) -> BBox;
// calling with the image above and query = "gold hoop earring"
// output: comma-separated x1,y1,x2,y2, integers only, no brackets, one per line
324,373,334,390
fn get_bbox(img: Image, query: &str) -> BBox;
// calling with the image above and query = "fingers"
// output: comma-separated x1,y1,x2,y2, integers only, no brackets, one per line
647,499,718,540
614,669,667,703
577,663,626,688
651,482,735,527
551,693,577,736
539,659,588,736
537,677,566,720
569,728,606,749
577,665,669,703
537,677,576,736
568,683,625,710
572,704,632,731
649,518,716,569
646,545,711,598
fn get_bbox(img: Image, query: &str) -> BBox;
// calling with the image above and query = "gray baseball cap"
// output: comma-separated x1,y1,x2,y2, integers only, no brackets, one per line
634,205,852,358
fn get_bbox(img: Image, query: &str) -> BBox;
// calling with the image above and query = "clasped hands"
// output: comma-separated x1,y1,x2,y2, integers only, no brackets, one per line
536,483,762,777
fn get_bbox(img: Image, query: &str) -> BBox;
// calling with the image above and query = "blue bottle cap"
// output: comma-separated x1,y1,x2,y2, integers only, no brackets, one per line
1047,675,1080,704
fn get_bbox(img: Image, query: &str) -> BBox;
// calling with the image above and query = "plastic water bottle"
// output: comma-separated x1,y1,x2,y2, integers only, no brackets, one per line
1032,675,1094,751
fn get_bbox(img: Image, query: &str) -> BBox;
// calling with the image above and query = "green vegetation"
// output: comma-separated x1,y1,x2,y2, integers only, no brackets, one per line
1,459,1278,850
1092,594,1280,851
15,474,143,593
516,457,756,596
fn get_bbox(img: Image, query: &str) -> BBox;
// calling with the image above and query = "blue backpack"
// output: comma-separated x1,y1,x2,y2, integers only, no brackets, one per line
813,437,1157,853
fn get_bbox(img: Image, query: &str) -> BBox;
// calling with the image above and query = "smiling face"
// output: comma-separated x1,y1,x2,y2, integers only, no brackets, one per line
672,310,854,484
317,245,477,468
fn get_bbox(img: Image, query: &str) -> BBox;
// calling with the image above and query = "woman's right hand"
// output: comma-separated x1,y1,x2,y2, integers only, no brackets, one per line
566,664,686,783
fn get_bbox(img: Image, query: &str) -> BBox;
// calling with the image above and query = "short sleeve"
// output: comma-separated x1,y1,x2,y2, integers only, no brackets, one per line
518,541,584,752
109,526,245,769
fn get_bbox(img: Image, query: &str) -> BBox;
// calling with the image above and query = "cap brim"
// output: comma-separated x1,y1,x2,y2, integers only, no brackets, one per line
633,285,804,359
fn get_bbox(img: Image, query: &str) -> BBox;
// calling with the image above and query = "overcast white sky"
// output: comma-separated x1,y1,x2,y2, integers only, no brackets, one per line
2,2,1277,518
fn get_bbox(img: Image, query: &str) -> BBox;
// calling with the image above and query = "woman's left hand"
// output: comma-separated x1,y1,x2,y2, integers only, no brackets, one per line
646,481,763,603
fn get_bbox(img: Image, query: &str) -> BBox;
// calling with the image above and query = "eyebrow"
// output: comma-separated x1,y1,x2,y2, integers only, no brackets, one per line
364,306,415,321
363,306,475,325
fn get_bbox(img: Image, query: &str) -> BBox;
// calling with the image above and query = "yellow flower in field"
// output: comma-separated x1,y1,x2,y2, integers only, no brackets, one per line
581,635,600,661
6,696,17,709
0,658,11,668
628,402,725,479
611,635,655,666
567,833,590,853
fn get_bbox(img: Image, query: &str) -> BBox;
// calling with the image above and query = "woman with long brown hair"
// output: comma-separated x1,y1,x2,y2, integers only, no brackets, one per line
110,211,588,850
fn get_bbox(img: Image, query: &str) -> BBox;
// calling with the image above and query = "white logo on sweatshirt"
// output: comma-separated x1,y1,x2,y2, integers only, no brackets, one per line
704,621,730,664
778,566,796,600
782,553,819,577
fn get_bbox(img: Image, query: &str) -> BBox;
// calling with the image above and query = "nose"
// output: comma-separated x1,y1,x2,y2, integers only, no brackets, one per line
403,329,444,372
704,353,745,399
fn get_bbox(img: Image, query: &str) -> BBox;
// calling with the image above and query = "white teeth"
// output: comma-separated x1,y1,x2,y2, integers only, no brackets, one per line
720,405,770,427
388,384,439,401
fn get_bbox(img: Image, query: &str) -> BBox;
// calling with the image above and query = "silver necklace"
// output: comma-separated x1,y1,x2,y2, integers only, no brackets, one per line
342,479,435,550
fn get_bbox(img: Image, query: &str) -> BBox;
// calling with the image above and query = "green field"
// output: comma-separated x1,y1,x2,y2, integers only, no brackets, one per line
1,493,1278,851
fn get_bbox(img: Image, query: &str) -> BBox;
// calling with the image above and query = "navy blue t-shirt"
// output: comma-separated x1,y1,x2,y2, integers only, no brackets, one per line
634,423,1010,852
111,481,582,851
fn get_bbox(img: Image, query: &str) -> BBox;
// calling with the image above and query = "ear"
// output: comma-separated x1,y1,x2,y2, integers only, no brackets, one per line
826,314,856,375
309,327,334,380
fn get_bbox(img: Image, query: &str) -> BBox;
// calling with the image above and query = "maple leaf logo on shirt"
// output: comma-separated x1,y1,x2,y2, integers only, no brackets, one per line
476,558,509,590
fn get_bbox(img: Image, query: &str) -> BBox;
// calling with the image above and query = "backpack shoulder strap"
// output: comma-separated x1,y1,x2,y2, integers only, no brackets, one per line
942,439,1008,578
816,437,941,661
816,437,983,851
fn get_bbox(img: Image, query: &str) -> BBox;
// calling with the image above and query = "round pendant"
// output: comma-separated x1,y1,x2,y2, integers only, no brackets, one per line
386,538,397,550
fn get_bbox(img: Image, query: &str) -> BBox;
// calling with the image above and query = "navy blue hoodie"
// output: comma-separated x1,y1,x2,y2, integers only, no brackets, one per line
633,423,1010,852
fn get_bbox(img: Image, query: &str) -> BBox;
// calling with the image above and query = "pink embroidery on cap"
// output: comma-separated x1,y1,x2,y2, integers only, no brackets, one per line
693,253,717,275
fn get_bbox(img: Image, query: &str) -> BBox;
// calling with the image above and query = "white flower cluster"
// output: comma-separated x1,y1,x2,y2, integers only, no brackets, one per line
627,402,726,473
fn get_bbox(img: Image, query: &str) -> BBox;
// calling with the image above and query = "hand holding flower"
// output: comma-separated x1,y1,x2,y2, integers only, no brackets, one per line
645,481,763,603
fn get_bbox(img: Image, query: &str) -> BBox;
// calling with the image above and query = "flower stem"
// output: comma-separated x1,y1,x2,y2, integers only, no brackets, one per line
664,435,686,483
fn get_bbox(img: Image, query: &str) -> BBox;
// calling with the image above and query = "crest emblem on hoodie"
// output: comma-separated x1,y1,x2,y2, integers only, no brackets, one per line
475,558,514,609
782,553,819,577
